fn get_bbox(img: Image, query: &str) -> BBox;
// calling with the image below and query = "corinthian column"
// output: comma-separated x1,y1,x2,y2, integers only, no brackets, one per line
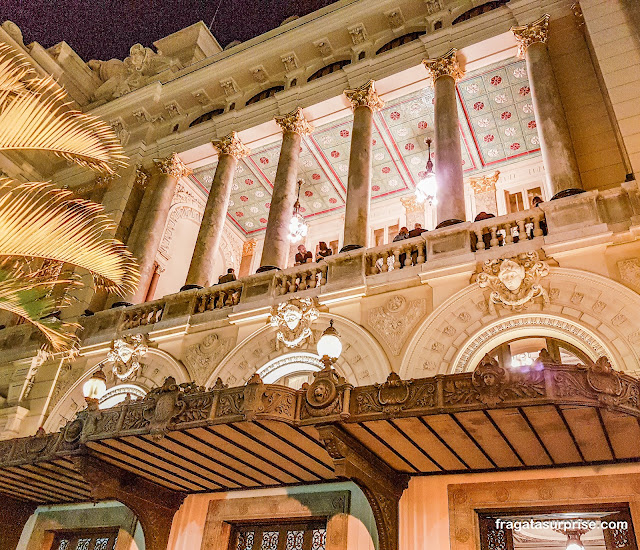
125,153,192,303
423,49,466,228
259,108,313,271
512,15,582,198
184,132,250,288
342,80,384,251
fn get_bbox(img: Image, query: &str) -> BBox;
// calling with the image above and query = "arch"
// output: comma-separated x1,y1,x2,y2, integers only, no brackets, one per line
375,31,426,55
307,59,351,82
44,347,190,433
206,313,392,387
188,108,224,128
245,85,285,106
400,267,640,378
256,351,324,383
452,0,511,25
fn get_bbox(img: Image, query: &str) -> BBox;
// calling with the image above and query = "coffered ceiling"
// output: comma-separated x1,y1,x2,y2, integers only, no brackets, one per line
190,57,540,235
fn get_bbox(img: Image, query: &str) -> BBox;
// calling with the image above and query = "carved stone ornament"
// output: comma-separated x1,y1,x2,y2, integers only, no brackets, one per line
184,333,233,385
385,8,405,29
212,132,251,159
242,238,257,255
134,166,150,189
423,48,465,82
476,251,550,314
469,171,500,194
303,366,351,418
269,297,319,348
154,153,193,178
511,14,551,58
250,65,268,83
344,80,385,112
107,334,148,381
618,258,640,289
586,356,624,405
314,38,333,57
89,43,179,101
368,295,427,356
274,107,313,136
424,0,444,15
348,24,368,45
220,78,239,96
280,52,298,72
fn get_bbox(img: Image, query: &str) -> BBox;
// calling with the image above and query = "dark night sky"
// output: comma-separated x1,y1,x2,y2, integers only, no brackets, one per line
0,0,338,61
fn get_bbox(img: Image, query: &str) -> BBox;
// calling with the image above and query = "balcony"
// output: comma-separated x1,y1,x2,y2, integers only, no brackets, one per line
0,182,638,359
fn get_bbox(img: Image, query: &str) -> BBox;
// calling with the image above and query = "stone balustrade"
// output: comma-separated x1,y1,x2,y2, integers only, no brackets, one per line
275,262,328,295
1,183,638,358
193,280,243,314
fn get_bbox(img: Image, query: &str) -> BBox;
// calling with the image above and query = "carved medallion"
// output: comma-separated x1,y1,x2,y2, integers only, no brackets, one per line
184,333,233,385
476,251,550,313
107,334,148,381
269,298,319,348
368,295,427,356
302,367,350,418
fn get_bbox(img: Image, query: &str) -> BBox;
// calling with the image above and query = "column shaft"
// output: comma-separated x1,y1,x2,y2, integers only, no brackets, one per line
186,154,237,286
434,75,465,225
526,42,582,195
260,131,302,269
343,105,374,248
125,154,191,303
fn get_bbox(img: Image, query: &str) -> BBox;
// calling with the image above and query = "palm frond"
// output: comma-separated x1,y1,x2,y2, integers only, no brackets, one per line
0,42,127,174
0,178,139,295
0,264,79,352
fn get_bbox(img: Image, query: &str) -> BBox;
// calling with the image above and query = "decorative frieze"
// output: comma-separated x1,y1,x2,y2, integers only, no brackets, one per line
344,80,385,111
274,107,313,136
469,171,500,194
423,48,464,82
511,14,551,58
153,153,193,178
212,131,250,159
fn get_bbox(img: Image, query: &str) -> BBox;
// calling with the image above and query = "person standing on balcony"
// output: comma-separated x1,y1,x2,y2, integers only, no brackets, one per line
295,244,313,265
393,227,409,268
408,223,427,265
316,241,332,262
218,268,237,284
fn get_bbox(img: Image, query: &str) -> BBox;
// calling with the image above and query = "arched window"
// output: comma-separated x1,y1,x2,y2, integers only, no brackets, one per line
452,0,511,25
245,86,285,106
99,383,146,409
307,59,351,83
256,352,326,389
189,108,224,128
376,31,426,55
482,336,591,369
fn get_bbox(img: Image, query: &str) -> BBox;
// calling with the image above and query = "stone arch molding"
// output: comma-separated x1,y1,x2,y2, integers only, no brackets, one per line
44,347,190,433
401,267,640,378
206,313,392,388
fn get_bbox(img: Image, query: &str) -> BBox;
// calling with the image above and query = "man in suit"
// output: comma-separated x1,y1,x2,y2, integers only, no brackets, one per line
218,268,237,284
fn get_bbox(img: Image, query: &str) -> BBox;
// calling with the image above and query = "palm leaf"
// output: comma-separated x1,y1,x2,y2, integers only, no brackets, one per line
0,264,79,352
0,178,139,295
0,43,127,174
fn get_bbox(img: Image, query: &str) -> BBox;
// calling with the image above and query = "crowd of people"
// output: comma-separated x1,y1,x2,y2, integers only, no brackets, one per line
294,242,333,265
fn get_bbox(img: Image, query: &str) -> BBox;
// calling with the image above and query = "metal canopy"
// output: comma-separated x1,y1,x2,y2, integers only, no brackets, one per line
1,357,639,505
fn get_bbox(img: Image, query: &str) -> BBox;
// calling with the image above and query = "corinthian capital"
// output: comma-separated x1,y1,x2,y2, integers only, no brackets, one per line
154,153,193,178
212,132,251,159
274,107,313,136
344,80,385,111
423,48,464,83
511,14,550,58
469,171,500,194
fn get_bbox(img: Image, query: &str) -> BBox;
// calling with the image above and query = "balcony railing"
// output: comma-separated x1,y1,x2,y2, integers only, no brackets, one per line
2,182,639,353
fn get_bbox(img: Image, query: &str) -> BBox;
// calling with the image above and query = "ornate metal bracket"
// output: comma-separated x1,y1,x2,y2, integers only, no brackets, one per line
316,424,409,550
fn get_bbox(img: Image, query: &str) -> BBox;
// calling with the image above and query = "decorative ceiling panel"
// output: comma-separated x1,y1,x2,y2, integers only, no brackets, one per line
190,57,541,236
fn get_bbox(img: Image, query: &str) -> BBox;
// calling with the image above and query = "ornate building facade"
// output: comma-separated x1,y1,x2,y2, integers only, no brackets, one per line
1,0,640,549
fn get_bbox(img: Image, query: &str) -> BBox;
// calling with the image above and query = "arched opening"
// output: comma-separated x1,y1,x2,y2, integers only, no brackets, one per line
245,86,285,106
376,31,426,55
480,336,591,370
452,0,511,25
99,383,146,409
256,352,325,389
306,59,351,82
188,108,224,128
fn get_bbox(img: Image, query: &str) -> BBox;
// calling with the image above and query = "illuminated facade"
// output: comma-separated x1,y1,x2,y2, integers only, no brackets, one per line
1,0,640,549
